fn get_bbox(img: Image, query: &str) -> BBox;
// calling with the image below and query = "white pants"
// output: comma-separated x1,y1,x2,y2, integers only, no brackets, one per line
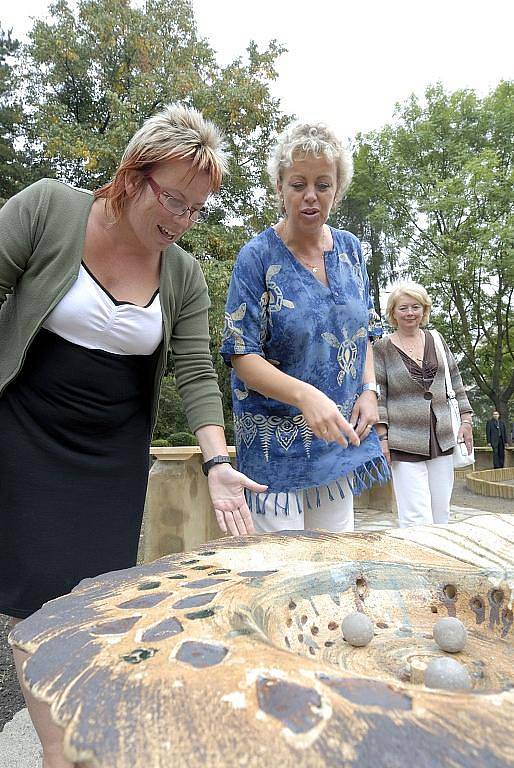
249,476,354,534
391,455,454,528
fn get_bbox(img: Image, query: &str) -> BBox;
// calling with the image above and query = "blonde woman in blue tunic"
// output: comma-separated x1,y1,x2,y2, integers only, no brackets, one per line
221,121,389,533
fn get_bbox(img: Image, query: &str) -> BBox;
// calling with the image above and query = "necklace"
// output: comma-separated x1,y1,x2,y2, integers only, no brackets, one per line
290,242,326,276
395,329,424,362
274,222,327,275
296,256,323,274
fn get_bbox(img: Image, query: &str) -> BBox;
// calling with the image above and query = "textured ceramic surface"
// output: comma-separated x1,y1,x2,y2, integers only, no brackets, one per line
10,514,514,767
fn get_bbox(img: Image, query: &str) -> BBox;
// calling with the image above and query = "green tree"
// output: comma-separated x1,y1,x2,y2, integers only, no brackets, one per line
20,0,288,243
200,257,235,425
332,141,399,316
362,83,514,425
0,26,23,203
151,376,190,443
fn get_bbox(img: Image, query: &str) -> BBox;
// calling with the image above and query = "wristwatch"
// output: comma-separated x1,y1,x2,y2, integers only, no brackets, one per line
361,382,380,397
202,455,232,476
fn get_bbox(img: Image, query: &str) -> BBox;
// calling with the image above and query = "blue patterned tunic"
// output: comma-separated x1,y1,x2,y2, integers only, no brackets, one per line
221,226,389,511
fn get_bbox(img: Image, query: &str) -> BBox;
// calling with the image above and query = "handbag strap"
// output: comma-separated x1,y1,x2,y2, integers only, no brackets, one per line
430,329,455,398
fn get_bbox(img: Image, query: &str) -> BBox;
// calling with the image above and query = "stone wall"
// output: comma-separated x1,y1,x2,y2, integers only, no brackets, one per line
466,467,514,499
143,446,511,559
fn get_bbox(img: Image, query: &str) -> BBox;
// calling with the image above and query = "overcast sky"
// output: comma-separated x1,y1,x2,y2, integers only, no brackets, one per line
3,0,514,142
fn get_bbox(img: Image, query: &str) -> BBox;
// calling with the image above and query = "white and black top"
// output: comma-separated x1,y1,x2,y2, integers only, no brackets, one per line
43,263,163,355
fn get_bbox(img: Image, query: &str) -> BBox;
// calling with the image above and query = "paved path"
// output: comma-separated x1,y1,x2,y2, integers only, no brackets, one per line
0,710,42,767
0,501,504,767
355,502,498,531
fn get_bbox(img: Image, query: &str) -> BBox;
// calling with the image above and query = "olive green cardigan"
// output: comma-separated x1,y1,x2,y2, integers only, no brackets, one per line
0,179,224,433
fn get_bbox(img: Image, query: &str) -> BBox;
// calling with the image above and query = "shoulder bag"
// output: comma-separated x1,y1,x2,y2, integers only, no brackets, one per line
431,330,474,469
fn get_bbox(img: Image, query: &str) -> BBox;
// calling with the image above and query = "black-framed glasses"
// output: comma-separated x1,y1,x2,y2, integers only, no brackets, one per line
146,176,209,223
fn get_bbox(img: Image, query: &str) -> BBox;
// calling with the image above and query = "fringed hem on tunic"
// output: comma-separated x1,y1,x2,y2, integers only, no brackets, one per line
246,454,391,516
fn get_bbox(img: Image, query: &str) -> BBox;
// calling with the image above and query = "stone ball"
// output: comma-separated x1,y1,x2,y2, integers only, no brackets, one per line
424,657,472,691
341,612,374,647
433,617,467,653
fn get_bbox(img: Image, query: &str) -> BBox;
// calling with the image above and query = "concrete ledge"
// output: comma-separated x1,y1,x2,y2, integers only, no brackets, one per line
150,446,236,461
466,467,514,499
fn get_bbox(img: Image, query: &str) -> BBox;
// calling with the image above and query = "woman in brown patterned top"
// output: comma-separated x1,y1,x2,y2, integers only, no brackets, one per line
373,282,473,527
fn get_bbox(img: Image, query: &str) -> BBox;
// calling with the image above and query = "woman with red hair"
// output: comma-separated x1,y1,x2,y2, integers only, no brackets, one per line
0,104,264,767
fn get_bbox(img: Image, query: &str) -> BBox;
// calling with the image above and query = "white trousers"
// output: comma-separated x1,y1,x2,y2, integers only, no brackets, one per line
249,475,354,534
391,455,454,528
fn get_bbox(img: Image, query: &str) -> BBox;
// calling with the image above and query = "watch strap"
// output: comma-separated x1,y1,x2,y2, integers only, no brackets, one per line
202,455,232,476
361,382,380,396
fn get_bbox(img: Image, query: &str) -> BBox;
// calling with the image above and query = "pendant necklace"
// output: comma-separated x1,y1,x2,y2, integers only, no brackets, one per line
298,258,322,274
294,241,327,275
274,222,326,276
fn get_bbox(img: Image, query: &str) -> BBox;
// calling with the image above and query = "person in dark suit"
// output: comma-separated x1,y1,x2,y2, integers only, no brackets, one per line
486,410,507,468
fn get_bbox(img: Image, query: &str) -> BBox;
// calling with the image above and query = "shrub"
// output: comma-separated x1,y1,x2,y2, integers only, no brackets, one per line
169,432,198,446
150,438,170,448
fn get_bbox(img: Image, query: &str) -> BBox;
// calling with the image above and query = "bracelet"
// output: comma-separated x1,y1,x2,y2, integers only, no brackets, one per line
361,382,380,396
378,434,389,441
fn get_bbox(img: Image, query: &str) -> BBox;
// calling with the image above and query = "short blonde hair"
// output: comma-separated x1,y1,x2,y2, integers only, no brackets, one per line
386,282,432,327
95,104,229,220
267,120,353,207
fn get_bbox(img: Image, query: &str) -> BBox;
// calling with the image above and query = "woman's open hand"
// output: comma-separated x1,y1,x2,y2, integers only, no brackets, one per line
207,463,267,536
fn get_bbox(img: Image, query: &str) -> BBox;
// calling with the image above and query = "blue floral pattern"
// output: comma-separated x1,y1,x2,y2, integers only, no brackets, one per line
221,226,388,497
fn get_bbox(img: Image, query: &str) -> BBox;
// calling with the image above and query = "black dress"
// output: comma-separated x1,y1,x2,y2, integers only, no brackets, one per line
0,327,160,618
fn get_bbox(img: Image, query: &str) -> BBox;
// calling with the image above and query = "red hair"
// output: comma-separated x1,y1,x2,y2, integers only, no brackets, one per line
94,104,228,220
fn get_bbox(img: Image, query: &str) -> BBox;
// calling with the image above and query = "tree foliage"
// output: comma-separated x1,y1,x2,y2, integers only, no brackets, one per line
332,141,399,316
199,256,235,426
0,26,24,203
10,2,512,430
20,0,288,244
356,83,514,421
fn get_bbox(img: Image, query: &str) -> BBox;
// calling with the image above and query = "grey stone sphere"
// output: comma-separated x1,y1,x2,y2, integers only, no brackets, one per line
433,617,467,653
341,612,374,647
424,657,472,691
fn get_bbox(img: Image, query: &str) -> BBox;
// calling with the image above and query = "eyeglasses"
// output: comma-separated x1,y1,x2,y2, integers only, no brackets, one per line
145,176,209,223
